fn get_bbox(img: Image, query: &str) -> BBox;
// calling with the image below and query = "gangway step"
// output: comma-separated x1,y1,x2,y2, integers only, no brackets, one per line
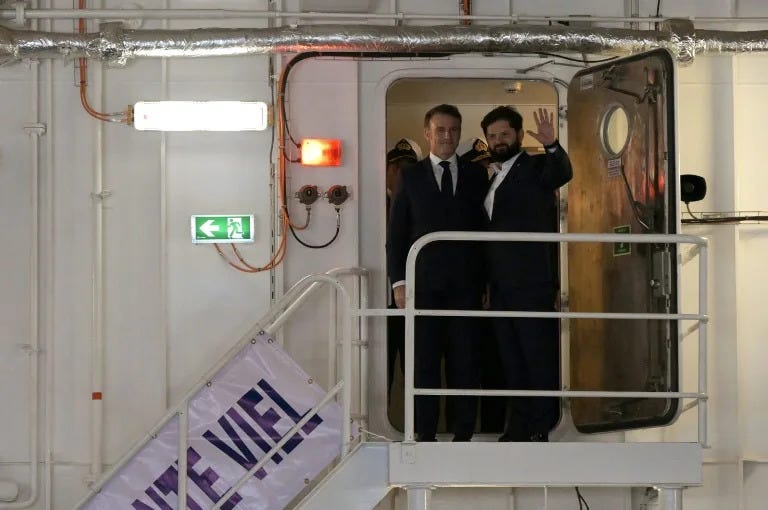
295,443,390,510
389,442,702,487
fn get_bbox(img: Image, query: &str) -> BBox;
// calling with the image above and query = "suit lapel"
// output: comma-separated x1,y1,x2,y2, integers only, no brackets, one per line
489,152,529,223
506,151,529,183
456,160,467,197
456,160,482,198
420,158,441,195
495,152,528,195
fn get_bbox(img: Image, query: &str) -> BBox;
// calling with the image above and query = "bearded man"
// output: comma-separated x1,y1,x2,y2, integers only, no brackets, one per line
481,106,573,442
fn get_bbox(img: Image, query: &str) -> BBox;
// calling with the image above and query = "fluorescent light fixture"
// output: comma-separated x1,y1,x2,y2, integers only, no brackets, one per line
133,101,269,131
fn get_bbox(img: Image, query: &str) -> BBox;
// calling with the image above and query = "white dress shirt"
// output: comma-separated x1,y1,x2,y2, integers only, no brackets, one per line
484,152,522,219
428,152,458,194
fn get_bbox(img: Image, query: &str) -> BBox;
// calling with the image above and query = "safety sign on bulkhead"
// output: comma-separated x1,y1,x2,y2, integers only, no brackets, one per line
191,215,254,244
612,224,631,257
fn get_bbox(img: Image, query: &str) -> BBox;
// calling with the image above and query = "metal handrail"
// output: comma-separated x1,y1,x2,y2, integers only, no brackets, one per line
322,269,371,438
73,271,359,509
72,231,709,507
399,231,709,445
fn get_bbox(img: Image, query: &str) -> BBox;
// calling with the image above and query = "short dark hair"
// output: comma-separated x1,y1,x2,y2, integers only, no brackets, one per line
481,106,523,134
424,104,462,128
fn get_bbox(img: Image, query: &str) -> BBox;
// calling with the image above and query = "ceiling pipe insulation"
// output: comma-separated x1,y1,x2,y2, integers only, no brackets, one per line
1,19,768,66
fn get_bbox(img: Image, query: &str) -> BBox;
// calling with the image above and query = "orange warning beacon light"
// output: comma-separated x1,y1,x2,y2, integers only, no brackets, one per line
300,139,342,166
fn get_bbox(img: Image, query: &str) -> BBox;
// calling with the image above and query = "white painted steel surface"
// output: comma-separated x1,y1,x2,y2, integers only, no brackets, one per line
406,485,433,510
389,442,702,487
295,443,390,510
659,487,684,510
7,5,765,506
176,405,188,510
0,21,42,507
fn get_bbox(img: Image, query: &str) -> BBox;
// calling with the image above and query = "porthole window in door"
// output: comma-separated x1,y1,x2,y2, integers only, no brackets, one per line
601,104,630,156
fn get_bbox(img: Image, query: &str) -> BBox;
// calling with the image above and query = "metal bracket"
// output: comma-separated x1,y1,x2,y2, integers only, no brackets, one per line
118,3,144,30
91,190,113,201
18,343,41,354
561,385,572,409
23,123,46,137
566,15,595,30
14,1,26,27
652,248,672,298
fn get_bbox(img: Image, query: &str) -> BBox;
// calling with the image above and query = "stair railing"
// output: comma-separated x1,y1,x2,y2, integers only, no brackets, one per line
74,270,364,509
399,232,710,446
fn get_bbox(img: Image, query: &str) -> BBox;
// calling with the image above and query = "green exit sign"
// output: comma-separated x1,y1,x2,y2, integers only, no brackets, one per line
191,215,254,244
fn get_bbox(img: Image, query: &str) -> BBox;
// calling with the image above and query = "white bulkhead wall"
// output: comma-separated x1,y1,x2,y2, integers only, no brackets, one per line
1,0,768,508
280,56,360,383
0,1,278,507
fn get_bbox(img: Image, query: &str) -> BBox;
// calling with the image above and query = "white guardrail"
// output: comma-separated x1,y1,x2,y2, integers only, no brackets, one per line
392,232,709,446
75,230,708,508
74,269,369,510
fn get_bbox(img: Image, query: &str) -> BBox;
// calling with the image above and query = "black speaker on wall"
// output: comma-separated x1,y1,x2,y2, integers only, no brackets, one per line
681,174,706,203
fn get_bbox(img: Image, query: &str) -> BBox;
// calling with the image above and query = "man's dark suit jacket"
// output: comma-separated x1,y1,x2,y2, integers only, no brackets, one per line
387,157,488,296
486,144,573,291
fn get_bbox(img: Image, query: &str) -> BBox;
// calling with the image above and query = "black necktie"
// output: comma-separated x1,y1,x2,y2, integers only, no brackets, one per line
439,161,453,198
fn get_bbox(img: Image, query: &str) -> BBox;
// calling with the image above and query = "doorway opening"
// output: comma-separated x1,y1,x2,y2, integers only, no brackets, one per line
384,77,560,433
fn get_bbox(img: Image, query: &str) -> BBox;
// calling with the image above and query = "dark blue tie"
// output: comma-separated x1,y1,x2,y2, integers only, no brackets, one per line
439,160,453,198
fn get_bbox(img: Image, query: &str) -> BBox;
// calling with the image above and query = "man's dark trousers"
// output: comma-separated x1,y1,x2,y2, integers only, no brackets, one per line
414,290,480,441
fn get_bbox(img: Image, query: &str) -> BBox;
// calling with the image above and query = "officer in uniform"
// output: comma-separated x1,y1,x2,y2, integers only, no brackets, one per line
386,139,421,398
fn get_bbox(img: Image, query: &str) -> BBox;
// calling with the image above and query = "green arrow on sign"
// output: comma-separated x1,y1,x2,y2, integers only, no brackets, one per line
191,215,254,244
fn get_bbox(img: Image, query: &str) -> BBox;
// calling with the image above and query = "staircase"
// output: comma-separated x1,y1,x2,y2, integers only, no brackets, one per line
73,271,366,510
73,229,709,510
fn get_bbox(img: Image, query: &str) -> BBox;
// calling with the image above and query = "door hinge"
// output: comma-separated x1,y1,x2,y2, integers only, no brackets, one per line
651,248,672,299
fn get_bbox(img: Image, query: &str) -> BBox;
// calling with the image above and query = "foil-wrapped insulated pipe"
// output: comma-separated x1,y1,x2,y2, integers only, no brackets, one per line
1,19,768,65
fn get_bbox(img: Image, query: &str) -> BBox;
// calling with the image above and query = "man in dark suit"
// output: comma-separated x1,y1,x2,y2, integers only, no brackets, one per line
387,104,488,442
482,106,573,442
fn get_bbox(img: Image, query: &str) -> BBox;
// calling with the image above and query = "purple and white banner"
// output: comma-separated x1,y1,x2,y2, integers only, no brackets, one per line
82,333,344,510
